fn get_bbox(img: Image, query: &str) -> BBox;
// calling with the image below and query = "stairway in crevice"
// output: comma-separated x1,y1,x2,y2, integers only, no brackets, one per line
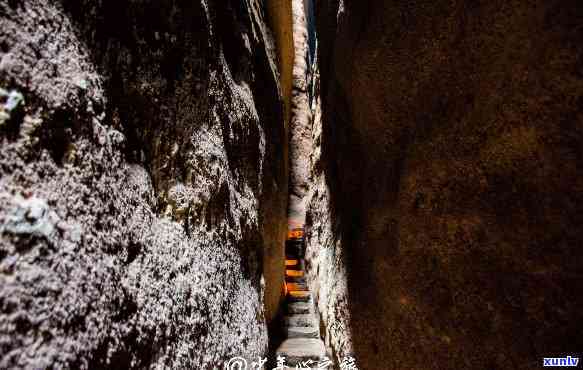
275,229,327,368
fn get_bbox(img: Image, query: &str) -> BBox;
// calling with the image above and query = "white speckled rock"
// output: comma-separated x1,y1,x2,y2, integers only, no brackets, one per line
0,1,288,368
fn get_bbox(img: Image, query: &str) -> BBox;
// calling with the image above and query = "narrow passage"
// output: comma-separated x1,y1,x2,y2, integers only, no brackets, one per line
274,229,328,368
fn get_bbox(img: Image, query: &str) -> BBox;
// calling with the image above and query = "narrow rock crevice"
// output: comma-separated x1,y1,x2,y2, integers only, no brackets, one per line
2,1,583,369
304,1,583,369
0,1,290,368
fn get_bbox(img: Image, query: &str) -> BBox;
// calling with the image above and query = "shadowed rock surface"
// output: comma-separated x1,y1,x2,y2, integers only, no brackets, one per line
3,0,583,369
306,0,583,369
264,0,296,334
0,0,288,368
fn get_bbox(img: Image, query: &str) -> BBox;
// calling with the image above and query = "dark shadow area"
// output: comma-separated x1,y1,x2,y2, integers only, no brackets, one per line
313,0,583,368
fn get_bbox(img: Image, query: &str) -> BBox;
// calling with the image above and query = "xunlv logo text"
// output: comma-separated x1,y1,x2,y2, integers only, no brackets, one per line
543,356,580,367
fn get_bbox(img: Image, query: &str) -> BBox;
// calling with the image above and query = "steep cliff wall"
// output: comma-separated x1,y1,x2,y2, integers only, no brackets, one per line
266,0,294,128
0,0,288,368
307,1,583,369
288,0,316,229
265,0,294,326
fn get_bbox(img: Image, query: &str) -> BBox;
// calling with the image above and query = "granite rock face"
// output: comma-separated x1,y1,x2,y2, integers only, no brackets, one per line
0,0,288,368
288,0,316,229
307,0,583,369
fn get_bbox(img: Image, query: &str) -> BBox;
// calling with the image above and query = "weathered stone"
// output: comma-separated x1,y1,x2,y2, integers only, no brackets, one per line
0,88,24,126
276,338,326,366
286,275,307,285
0,1,290,368
307,0,583,369
288,0,317,229
0,194,59,241
287,302,312,315
284,314,318,328
286,282,309,291
285,326,320,339
287,290,312,303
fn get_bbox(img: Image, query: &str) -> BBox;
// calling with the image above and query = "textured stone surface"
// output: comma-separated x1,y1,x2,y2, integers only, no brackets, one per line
276,337,325,365
283,314,318,328
285,326,319,339
264,2,295,326
307,0,583,369
266,0,294,129
0,0,288,368
287,291,312,303
287,302,311,315
288,0,316,229
276,254,327,367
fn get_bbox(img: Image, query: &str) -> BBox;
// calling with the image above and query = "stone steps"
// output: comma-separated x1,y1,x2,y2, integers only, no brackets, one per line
276,338,326,366
286,282,309,291
284,313,319,328
287,290,312,303
285,326,320,339
285,269,304,277
276,251,328,367
287,301,311,314
285,259,305,271
285,275,306,284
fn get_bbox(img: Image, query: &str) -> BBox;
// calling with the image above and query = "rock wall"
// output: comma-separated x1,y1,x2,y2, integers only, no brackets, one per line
264,0,295,329
307,0,583,369
287,0,316,229
266,0,294,129
0,0,288,368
